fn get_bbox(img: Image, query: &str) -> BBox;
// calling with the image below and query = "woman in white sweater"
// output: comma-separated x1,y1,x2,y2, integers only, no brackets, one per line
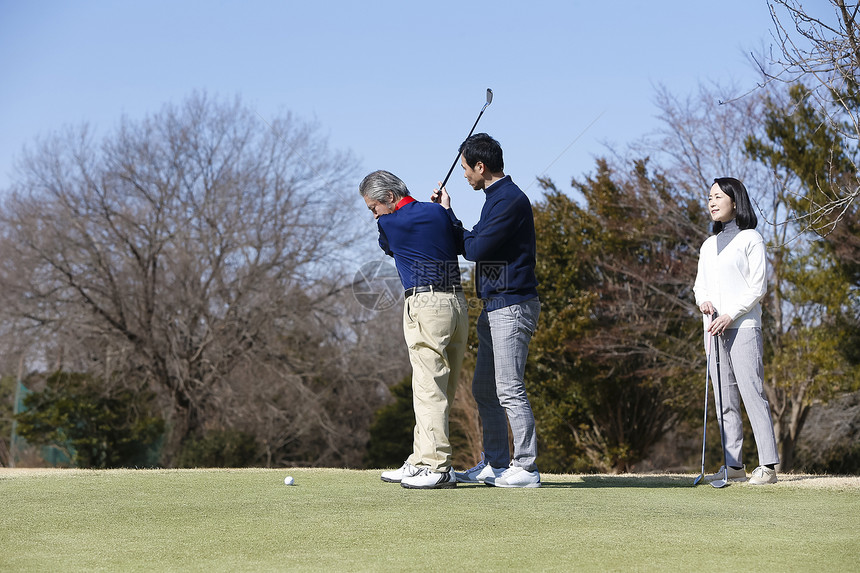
693,177,780,485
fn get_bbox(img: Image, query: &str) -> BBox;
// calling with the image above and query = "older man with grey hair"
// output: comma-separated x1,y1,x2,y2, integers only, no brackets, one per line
359,170,468,489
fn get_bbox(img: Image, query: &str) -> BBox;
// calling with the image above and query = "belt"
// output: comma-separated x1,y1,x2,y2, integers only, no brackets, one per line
404,284,463,299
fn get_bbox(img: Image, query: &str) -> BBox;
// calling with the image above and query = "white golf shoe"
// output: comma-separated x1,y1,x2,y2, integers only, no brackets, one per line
749,465,778,485
454,453,505,483
487,464,541,488
380,461,420,483
704,465,747,483
400,467,457,489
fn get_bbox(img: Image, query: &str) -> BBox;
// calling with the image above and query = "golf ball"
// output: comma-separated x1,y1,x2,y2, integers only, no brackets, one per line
284,476,295,485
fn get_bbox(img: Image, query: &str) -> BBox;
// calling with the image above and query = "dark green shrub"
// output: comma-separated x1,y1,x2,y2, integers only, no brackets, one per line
364,376,414,469
176,429,259,468
15,371,164,468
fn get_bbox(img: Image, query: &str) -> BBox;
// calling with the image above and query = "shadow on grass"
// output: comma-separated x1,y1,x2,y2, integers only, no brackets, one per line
453,475,698,489
540,475,696,489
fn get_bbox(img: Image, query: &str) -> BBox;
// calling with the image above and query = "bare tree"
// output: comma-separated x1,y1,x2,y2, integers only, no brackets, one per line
0,93,399,466
636,83,774,195
762,0,860,232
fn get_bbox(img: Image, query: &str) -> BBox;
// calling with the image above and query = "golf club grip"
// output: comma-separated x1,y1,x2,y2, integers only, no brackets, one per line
712,312,720,365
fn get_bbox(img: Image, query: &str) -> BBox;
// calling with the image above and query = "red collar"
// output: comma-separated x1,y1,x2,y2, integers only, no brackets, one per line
394,196,417,211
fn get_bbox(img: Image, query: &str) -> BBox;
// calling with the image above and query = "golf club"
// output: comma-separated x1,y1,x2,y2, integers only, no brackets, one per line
438,88,493,191
692,318,713,486
710,315,730,489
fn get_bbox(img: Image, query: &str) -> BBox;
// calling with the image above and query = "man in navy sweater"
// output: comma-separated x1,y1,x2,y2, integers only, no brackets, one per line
359,170,469,489
433,133,542,488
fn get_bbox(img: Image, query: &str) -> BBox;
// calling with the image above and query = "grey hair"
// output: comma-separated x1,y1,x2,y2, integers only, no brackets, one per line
358,170,410,202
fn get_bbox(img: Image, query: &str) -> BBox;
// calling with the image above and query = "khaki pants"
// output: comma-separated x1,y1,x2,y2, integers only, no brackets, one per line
403,290,469,471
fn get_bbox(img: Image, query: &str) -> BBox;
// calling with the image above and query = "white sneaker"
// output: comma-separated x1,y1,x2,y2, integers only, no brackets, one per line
487,464,541,488
381,461,420,483
704,465,747,483
400,467,457,489
749,465,777,485
454,453,505,483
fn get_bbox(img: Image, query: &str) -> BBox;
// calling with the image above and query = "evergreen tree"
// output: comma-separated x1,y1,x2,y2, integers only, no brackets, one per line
529,159,706,472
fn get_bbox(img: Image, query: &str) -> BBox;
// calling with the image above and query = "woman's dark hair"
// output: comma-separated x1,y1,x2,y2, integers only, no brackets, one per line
712,177,757,233
459,133,504,172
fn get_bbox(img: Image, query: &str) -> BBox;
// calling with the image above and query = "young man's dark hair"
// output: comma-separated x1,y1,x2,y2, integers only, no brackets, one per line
458,133,504,173
712,177,758,232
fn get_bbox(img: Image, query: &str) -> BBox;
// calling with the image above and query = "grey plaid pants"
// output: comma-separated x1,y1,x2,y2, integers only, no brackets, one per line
472,297,540,472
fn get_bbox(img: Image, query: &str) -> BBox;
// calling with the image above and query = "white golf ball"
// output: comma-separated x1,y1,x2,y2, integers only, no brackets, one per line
284,476,295,485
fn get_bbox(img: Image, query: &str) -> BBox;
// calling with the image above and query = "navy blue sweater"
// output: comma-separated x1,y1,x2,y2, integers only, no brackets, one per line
452,176,539,310
377,199,462,290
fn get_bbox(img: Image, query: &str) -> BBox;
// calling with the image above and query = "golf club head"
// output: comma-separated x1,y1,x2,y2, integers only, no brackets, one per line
692,473,703,486
440,88,494,190
710,467,729,488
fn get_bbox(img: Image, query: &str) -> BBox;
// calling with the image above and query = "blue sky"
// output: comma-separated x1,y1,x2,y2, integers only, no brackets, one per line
0,0,774,228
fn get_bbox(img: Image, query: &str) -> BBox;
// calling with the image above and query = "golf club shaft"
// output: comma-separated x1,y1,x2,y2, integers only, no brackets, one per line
694,317,713,486
699,331,712,476
439,107,488,190
713,315,729,474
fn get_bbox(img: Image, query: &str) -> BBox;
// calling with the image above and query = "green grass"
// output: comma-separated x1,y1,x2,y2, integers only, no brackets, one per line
1,469,858,572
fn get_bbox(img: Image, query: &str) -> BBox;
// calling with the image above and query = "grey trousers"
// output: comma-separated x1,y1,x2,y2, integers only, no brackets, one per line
472,297,541,472
709,327,780,468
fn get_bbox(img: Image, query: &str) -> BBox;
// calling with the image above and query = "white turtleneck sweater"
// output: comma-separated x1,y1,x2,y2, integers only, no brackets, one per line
693,219,768,329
